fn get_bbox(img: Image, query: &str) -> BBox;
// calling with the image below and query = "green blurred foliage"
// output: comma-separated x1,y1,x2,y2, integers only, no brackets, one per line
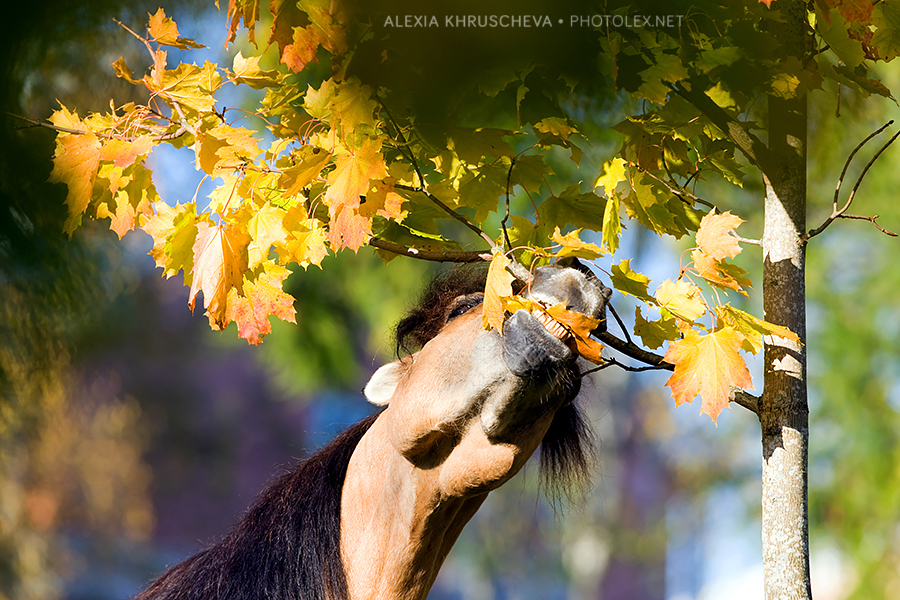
804,71,900,598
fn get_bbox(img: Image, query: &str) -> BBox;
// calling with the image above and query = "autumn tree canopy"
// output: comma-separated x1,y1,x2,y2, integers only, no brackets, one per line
43,0,896,421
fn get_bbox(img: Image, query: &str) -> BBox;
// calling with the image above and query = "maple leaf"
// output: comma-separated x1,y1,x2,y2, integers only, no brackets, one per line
656,279,706,323
595,157,627,199
602,193,621,254
141,202,199,281
278,146,331,198
230,51,283,89
246,203,288,270
545,303,605,364
360,177,405,221
634,306,680,350
282,25,325,73
610,259,655,304
188,222,250,329
278,204,329,268
483,252,515,333
551,227,605,260
111,57,142,84
48,105,101,235
663,327,753,422
196,124,261,174
324,138,386,250
225,261,297,345
148,8,204,49
691,249,750,295
717,304,801,354
99,136,154,169
695,211,744,260
150,62,218,113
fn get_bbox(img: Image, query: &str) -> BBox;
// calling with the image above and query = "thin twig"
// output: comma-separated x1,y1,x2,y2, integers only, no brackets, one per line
394,183,496,248
7,112,187,143
378,97,496,250
805,121,899,241
579,356,671,378
636,165,716,211
502,158,515,251
607,302,634,346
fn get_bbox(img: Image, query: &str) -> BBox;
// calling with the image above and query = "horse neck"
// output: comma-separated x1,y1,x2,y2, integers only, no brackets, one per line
339,414,489,600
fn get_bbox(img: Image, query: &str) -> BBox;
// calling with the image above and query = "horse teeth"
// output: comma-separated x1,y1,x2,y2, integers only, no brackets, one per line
531,309,570,341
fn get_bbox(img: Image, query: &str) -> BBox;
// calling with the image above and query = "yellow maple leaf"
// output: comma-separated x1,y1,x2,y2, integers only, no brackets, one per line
148,8,204,49
695,211,744,260
551,227,605,260
656,279,706,323
48,106,101,235
594,157,627,199
324,138,386,250
246,204,288,270
663,327,753,422
188,222,249,329
278,147,331,198
360,177,405,221
483,252,515,333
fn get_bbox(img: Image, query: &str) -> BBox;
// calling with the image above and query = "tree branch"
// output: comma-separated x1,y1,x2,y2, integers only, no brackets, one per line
730,388,760,416
594,330,674,371
368,237,491,263
804,121,899,241
7,112,187,142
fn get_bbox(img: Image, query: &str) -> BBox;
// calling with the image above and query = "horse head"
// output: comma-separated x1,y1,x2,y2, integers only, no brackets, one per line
342,261,610,598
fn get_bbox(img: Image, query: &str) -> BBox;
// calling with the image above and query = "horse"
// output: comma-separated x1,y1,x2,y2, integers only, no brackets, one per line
135,260,611,600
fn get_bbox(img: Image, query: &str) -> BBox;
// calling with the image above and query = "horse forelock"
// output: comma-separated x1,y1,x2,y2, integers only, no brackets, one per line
394,264,490,356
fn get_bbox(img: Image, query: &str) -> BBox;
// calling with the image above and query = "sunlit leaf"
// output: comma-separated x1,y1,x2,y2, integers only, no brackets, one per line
188,221,250,329
656,279,706,323
663,327,753,422
225,261,297,345
483,251,515,333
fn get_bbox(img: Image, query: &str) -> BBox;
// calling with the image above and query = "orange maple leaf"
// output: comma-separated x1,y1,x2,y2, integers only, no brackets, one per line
359,177,405,221
663,327,753,422
695,211,744,260
188,222,249,329
225,262,297,345
546,303,605,364
99,136,154,169
691,249,750,295
483,252,515,333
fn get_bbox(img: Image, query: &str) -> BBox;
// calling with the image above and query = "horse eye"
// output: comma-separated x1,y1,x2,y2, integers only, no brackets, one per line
446,293,484,321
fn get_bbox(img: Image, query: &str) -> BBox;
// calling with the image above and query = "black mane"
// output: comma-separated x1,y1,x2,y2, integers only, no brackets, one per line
136,266,594,599
135,413,379,600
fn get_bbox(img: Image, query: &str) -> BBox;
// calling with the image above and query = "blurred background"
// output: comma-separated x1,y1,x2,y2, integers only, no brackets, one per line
2,2,899,599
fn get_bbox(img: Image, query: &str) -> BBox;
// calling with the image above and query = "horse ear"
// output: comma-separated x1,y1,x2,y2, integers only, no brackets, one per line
364,361,405,405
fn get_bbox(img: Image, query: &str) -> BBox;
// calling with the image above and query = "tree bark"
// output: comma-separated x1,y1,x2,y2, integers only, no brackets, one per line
759,1,811,597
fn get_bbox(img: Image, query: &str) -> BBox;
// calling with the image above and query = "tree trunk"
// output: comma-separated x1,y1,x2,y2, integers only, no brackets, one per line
759,1,811,597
